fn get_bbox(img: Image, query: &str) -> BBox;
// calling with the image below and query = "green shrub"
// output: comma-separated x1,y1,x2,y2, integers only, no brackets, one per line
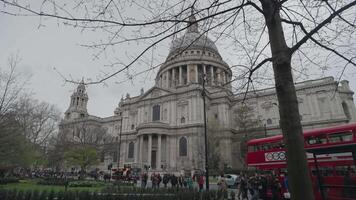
68,180,105,187
37,178,74,186
32,190,40,200
24,190,32,200
47,190,55,200
56,191,64,200
0,177,20,185
16,190,24,200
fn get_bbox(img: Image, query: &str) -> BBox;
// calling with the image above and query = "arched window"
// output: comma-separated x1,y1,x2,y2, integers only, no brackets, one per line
131,124,135,130
266,118,272,125
179,137,187,157
181,117,185,124
342,101,351,119
128,142,134,159
152,105,160,121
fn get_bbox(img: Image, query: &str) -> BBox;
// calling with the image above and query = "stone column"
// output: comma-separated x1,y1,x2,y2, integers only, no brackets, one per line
179,66,182,85
147,134,152,168
187,65,190,84
166,71,169,88
222,72,226,84
122,140,126,165
211,66,215,85
172,68,176,87
195,65,198,83
134,139,138,163
139,136,143,167
217,69,221,85
157,134,162,170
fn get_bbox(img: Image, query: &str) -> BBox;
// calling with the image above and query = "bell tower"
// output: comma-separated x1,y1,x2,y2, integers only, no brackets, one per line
64,79,89,120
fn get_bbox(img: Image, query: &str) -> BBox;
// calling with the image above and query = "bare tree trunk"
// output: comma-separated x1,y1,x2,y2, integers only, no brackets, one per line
261,1,314,200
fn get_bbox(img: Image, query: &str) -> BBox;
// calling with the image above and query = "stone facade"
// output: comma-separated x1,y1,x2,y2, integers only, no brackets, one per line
59,16,356,173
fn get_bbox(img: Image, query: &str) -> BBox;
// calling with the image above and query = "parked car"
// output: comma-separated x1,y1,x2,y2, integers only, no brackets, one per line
222,174,239,188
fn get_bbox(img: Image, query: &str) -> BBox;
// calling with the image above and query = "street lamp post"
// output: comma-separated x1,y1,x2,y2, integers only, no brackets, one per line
201,73,209,191
264,123,267,137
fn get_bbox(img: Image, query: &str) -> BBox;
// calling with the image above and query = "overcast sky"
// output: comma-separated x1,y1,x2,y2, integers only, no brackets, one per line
0,13,162,117
1,5,356,118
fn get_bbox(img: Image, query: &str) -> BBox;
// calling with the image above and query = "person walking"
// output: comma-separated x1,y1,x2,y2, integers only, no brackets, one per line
217,174,228,200
238,174,248,200
178,174,184,188
271,176,282,200
141,173,148,188
250,173,261,200
163,174,169,188
171,174,178,188
198,174,205,191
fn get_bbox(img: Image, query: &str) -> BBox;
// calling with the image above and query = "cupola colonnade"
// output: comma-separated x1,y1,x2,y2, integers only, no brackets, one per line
157,61,231,89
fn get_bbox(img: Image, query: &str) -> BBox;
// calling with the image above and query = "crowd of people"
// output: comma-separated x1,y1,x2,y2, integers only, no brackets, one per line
140,172,205,190
234,172,288,200
139,171,289,199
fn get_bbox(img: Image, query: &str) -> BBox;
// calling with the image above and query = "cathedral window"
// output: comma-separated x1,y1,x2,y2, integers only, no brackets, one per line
131,124,135,130
179,137,187,157
181,117,185,124
152,105,160,121
128,142,134,159
267,118,272,125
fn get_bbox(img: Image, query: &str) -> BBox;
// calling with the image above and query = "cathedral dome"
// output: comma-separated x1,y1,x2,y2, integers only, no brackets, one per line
167,32,220,58
166,15,220,60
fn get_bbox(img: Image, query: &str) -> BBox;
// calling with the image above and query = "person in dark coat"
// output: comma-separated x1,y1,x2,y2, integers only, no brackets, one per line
171,174,178,187
343,171,356,199
271,176,281,200
163,174,170,188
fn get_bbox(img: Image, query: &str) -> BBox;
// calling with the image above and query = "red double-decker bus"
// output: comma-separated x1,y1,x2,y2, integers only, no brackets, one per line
246,123,356,200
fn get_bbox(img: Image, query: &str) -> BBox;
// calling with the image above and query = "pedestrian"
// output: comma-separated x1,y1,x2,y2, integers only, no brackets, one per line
343,170,356,199
141,173,148,188
157,173,162,188
171,174,178,188
163,174,169,188
217,174,228,200
271,176,281,200
187,176,193,189
250,173,260,200
178,174,184,188
198,174,205,191
238,173,248,200
259,174,268,200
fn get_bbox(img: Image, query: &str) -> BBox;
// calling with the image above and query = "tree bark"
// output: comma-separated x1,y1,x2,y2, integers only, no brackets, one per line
261,1,314,200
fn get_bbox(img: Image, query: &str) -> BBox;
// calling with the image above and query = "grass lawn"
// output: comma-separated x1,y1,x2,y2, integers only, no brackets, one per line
0,179,106,192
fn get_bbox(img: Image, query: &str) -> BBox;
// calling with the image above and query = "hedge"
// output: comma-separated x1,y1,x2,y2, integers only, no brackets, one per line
0,189,224,200
0,177,20,185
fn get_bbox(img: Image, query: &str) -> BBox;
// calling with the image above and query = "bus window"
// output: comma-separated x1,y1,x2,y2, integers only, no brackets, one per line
254,145,261,152
248,145,255,152
306,135,327,145
311,167,334,176
270,142,284,149
335,166,356,176
328,131,353,143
